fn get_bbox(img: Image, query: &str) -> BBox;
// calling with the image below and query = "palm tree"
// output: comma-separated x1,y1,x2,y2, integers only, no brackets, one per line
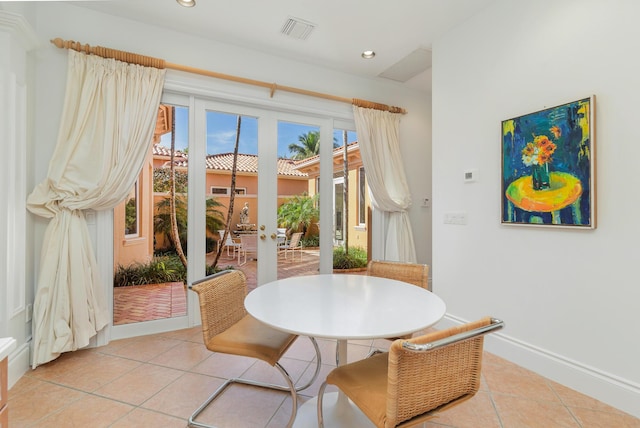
211,115,242,269
168,106,187,267
277,193,319,236
288,131,338,160
155,195,226,253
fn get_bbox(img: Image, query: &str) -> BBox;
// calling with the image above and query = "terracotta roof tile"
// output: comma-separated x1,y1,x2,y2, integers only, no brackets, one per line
153,146,307,177
153,144,187,159
293,141,359,167
277,158,308,177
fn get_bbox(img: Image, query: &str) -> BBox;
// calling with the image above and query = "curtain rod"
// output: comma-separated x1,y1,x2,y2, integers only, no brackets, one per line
50,38,406,114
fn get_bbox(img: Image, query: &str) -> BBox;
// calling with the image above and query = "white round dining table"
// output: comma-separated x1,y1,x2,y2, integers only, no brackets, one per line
244,273,447,428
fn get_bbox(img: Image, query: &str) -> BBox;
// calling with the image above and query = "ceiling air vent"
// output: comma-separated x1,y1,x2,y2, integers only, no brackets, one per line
280,17,316,40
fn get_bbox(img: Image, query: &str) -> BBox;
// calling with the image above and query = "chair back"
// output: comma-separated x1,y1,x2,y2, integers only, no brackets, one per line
241,234,258,251
217,229,233,245
288,232,303,248
367,260,429,289
190,270,248,343
385,317,499,427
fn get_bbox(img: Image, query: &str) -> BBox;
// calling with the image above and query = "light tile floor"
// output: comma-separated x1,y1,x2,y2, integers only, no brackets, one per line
8,325,640,427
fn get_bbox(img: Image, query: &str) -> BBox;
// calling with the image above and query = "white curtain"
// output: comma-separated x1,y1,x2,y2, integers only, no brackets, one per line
27,50,165,368
353,105,417,262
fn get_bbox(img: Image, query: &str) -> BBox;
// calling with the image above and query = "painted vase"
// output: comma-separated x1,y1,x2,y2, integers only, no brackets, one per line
532,163,550,190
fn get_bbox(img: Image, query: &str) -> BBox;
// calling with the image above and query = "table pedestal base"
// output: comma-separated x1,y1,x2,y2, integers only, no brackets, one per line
293,392,374,427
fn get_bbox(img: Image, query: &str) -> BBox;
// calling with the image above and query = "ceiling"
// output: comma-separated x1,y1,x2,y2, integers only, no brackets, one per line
74,0,494,92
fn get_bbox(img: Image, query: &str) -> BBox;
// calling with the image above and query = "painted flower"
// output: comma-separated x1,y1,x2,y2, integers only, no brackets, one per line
550,125,562,139
521,135,556,166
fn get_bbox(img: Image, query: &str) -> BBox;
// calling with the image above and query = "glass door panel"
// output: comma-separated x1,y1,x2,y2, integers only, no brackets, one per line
331,128,368,261
204,109,259,289
112,103,189,331
276,121,321,280
333,177,344,244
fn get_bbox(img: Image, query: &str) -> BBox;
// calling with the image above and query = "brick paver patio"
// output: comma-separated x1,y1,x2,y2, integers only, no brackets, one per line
113,248,324,325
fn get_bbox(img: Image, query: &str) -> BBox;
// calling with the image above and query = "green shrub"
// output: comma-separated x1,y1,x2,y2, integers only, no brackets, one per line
114,253,236,286
301,235,319,248
205,264,235,276
333,246,368,270
114,255,186,287
277,193,319,235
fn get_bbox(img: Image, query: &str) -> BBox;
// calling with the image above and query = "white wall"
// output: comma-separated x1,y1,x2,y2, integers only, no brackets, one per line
432,0,640,417
7,2,432,383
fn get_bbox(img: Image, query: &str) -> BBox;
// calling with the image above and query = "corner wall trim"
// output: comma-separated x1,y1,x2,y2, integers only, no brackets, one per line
8,341,30,389
439,315,640,419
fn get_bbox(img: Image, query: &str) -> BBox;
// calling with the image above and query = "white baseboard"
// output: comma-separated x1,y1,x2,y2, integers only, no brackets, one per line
8,340,30,389
439,315,640,419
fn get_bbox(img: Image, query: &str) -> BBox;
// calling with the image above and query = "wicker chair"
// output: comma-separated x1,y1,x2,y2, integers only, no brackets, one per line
366,260,430,357
317,317,504,428
188,270,322,428
367,259,429,290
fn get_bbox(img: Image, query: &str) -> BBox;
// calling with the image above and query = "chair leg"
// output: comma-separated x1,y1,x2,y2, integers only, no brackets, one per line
188,337,321,428
189,362,297,428
317,381,329,428
366,348,385,358
294,337,322,392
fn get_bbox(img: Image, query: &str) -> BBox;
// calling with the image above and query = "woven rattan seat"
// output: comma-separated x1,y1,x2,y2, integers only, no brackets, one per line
317,317,504,428
188,270,321,428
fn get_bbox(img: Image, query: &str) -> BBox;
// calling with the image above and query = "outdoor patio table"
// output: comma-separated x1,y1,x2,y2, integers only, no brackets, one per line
244,273,446,427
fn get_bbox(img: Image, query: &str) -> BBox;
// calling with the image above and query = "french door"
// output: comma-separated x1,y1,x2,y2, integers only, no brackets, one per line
105,91,345,341
196,100,335,287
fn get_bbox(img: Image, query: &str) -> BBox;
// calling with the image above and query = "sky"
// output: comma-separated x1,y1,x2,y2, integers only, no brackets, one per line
160,105,357,157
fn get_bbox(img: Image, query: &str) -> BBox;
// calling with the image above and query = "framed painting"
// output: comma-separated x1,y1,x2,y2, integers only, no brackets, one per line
501,96,596,228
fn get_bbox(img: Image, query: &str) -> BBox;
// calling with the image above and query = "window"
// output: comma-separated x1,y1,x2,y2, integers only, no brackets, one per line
358,167,366,225
210,186,246,195
124,182,139,236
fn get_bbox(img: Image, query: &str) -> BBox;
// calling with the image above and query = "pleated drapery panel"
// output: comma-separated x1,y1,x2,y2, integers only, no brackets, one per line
353,106,417,263
27,49,166,368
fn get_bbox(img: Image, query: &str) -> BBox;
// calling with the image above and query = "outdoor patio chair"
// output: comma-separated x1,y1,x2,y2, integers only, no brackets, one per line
281,231,303,261
217,230,241,258
188,270,322,428
238,233,258,266
317,317,504,428
276,228,288,251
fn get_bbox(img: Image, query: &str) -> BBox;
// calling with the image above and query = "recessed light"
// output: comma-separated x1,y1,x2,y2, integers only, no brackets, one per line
361,50,376,59
176,0,196,7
